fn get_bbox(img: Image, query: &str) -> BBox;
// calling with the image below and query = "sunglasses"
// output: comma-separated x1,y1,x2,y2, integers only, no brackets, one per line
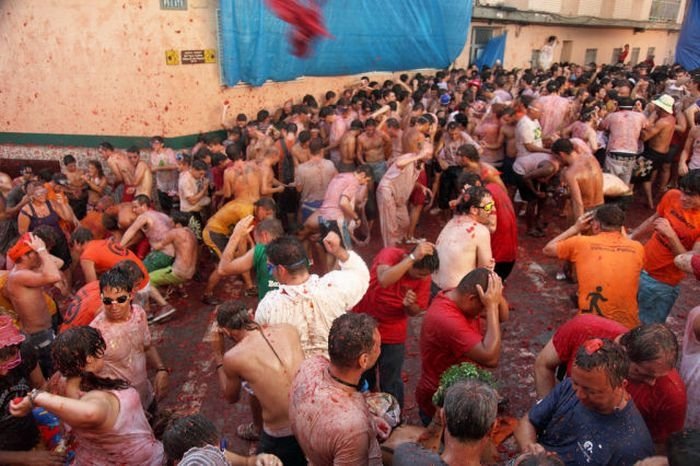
102,295,129,306
479,201,496,213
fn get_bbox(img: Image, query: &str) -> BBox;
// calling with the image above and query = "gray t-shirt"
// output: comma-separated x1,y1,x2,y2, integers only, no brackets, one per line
392,442,448,466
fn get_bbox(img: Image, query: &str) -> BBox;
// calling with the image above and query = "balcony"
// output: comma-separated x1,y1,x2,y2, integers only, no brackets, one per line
648,0,681,22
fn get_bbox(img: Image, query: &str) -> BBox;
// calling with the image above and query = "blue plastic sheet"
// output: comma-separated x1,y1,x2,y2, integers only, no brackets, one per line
676,0,700,71
219,0,473,86
474,33,506,70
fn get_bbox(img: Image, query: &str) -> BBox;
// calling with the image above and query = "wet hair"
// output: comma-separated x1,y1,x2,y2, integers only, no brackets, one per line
667,428,700,466
516,452,566,466
453,113,469,128
216,301,257,331
443,379,497,442
413,251,439,273
99,267,134,293
350,119,364,131
98,142,114,151
457,144,479,161
88,160,105,177
211,153,226,168
309,138,324,155
150,136,165,145
37,169,53,183
225,142,244,161
71,227,94,245
112,260,144,286
52,326,130,391
593,204,625,230
266,236,309,274
171,210,191,227
574,339,629,388
364,118,377,128
328,313,377,369
456,185,491,215
355,164,374,180
620,324,679,366
32,225,58,250
63,154,77,165
325,90,336,100
457,172,482,190
102,213,119,232
455,268,490,296
285,123,298,135
551,138,574,156
298,130,311,144
163,414,220,463
319,106,334,119
257,110,270,121
127,146,140,155
254,197,277,212
134,194,152,207
191,160,208,172
680,169,700,196
386,118,400,129
254,218,284,239
520,94,537,109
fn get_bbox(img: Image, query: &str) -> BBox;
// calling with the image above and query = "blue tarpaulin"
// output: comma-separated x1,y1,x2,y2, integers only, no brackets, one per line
474,33,506,70
676,0,700,71
218,0,473,86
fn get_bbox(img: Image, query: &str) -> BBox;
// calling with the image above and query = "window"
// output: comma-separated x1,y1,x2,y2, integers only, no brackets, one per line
531,49,541,68
646,47,656,59
584,48,598,65
470,27,496,65
649,0,681,22
630,47,641,65
611,48,622,63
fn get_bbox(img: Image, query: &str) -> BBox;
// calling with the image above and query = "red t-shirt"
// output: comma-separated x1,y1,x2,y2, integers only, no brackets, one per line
353,247,431,344
552,314,687,443
644,190,700,286
486,182,517,263
692,254,700,280
80,239,149,290
416,291,483,417
60,281,101,333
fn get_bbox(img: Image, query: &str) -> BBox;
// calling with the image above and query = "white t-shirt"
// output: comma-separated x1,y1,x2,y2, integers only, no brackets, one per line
515,116,543,157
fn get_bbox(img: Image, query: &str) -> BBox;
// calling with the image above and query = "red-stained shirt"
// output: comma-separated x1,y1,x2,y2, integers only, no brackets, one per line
60,281,101,333
552,314,687,443
644,190,700,286
353,247,431,344
80,239,149,290
415,291,483,418
486,182,517,263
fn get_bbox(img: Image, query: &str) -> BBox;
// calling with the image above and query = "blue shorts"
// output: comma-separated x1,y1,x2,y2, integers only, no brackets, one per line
318,216,352,251
637,270,680,324
301,200,322,223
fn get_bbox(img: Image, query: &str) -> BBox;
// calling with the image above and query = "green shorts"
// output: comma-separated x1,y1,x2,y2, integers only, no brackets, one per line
143,250,175,272
150,266,186,287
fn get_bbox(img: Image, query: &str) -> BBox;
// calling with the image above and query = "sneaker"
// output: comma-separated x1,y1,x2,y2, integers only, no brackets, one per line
202,294,221,306
150,306,177,324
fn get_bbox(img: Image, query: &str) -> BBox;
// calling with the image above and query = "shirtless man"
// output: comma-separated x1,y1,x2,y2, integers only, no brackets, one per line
124,146,153,198
295,138,337,225
202,161,263,305
62,154,88,219
639,94,677,208
432,186,496,293
383,117,404,164
4,233,62,376
357,118,391,183
260,148,285,197
536,81,573,140
323,106,348,165
475,104,504,167
120,195,175,271
551,138,604,220
211,302,306,466
291,130,312,165
402,116,430,154
337,119,363,173
98,142,131,201
147,211,197,323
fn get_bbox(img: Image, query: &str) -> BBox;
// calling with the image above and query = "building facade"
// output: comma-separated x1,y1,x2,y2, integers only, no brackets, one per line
455,0,686,69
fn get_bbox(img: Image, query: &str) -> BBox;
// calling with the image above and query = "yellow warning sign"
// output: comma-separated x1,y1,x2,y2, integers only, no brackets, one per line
165,49,179,66
204,49,217,63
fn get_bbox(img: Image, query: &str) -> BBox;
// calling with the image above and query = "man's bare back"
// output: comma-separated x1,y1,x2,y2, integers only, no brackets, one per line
566,155,604,218
433,216,493,290
224,161,262,202
291,142,310,164
648,115,676,153
166,226,197,280
108,153,132,185
133,161,153,197
224,324,304,430
340,132,359,166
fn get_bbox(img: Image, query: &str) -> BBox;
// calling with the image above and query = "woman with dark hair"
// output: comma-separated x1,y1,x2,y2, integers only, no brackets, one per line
9,326,165,465
83,160,108,210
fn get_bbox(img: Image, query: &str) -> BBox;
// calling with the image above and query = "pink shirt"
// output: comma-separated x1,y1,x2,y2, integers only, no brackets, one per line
537,94,571,139
378,154,421,206
73,388,164,465
150,148,178,193
90,305,153,409
295,159,338,203
290,356,382,466
318,173,361,221
601,110,647,154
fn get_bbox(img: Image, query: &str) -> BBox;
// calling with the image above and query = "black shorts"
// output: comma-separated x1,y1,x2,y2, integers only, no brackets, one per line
633,146,669,181
276,186,299,215
257,431,307,466
501,156,517,187
513,172,541,202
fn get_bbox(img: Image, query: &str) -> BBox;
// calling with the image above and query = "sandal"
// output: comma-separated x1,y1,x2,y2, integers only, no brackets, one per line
236,422,260,441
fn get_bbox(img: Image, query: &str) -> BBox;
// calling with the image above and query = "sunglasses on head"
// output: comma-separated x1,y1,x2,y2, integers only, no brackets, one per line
479,201,496,213
102,295,129,305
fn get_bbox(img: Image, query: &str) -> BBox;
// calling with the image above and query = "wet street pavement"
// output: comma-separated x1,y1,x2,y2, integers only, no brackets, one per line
153,194,699,459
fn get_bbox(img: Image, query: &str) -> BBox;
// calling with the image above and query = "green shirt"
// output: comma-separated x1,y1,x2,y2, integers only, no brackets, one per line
253,244,279,299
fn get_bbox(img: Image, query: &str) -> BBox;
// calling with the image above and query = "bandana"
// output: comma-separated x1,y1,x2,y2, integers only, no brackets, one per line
7,233,33,263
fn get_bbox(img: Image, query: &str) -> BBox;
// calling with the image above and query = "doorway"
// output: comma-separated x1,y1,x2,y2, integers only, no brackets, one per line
560,40,573,63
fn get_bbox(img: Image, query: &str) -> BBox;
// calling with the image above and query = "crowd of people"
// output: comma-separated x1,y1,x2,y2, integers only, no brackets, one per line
2,55,700,465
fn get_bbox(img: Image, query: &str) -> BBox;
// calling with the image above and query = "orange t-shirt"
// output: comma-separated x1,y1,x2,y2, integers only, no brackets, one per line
557,231,644,329
79,211,109,240
80,239,149,290
60,280,101,332
645,190,700,286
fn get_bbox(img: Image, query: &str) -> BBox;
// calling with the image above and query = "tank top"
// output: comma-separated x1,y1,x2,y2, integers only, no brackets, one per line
72,388,164,465
22,202,62,234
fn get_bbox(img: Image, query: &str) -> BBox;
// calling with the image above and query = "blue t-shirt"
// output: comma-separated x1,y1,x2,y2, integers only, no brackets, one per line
392,442,448,466
529,379,654,465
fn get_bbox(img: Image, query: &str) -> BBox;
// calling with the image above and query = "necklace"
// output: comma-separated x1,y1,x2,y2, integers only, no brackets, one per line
327,368,359,391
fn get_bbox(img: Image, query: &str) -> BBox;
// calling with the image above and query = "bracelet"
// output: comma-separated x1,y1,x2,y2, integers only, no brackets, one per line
156,367,170,374
29,388,44,407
